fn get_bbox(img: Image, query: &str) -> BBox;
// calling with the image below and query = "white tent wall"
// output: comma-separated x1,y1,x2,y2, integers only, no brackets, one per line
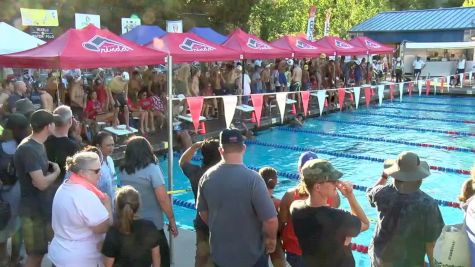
0,22,45,55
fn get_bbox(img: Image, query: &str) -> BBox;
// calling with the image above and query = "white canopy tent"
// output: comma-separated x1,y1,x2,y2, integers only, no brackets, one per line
0,22,45,55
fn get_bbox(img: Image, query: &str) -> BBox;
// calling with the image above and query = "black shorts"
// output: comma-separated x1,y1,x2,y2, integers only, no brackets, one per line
112,92,127,108
21,216,53,256
414,69,421,76
71,106,84,120
289,82,301,92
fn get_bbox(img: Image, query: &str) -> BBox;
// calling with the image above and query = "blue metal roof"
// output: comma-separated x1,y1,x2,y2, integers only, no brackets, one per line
350,7,475,33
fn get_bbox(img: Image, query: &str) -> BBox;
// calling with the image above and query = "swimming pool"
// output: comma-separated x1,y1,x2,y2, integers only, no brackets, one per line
161,95,475,266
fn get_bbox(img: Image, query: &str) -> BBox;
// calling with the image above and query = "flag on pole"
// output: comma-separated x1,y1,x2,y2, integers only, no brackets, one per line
323,9,332,36
306,6,317,41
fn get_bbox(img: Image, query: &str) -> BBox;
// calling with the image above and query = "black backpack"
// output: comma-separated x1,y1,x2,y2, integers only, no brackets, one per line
0,142,17,186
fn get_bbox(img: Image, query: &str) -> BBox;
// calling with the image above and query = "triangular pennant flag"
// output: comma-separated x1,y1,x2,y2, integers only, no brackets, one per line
440,77,445,93
408,82,413,96
300,91,310,116
276,92,287,123
377,85,384,106
433,78,438,95
389,83,395,101
353,87,361,109
446,75,451,92
316,90,326,116
250,94,264,127
469,72,473,85
399,83,404,102
221,96,237,128
460,73,464,88
364,87,371,107
409,81,414,96
186,96,204,131
417,80,423,96
338,88,345,111
425,79,431,95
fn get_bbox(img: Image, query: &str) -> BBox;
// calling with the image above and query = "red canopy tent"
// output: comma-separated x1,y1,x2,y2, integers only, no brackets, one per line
349,36,394,54
223,28,292,59
0,24,166,68
146,32,241,63
314,36,367,56
271,35,335,58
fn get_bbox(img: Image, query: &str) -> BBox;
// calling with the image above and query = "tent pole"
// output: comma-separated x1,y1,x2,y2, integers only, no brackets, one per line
166,54,174,265
57,69,62,106
242,59,245,105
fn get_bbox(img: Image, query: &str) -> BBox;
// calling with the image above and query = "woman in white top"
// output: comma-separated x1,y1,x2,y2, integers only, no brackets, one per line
48,152,113,267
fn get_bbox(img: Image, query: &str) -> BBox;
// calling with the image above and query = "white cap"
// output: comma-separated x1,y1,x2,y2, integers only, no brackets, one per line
397,57,401,61
236,65,243,71
287,59,294,66
121,71,130,81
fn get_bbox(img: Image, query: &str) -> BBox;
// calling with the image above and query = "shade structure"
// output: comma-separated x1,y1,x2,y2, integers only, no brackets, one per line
146,32,241,63
349,36,394,54
188,27,227,44
314,36,367,56
122,25,166,45
271,35,335,58
0,24,166,69
0,22,45,54
223,28,292,59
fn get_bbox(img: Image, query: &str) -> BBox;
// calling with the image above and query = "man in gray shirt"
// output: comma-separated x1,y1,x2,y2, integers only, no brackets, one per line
196,129,278,267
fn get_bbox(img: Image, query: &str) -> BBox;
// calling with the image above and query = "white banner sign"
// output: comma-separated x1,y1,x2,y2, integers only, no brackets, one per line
75,13,100,29
222,96,238,128
121,18,141,34
167,20,183,33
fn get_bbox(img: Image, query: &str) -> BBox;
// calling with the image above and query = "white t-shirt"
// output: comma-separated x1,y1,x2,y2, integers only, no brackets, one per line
458,59,466,69
243,74,251,95
48,183,109,267
413,60,425,70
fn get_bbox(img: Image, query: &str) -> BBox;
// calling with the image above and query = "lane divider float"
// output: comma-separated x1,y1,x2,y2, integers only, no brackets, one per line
354,111,475,124
374,106,475,116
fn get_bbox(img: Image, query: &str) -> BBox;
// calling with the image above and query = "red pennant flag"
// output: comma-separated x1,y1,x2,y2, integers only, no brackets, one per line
364,87,371,107
324,99,328,108
186,97,204,131
251,94,264,127
440,77,445,93
425,80,431,95
300,91,310,116
408,82,413,96
389,84,395,101
349,92,354,103
338,88,345,111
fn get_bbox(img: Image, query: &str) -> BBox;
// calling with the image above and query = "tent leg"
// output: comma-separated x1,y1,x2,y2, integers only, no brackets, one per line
166,55,174,265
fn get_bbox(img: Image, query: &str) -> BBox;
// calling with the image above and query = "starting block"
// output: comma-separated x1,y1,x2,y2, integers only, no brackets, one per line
178,114,207,134
104,125,138,136
236,104,255,113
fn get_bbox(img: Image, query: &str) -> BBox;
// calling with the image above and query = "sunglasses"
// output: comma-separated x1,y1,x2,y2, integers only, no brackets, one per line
88,168,101,174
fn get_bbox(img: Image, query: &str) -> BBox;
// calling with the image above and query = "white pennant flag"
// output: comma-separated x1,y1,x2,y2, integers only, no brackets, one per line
316,90,327,116
433,78,438,95
221,96,237,128
469,72,473,85
446,75,451,92
377,85,384,106
460,73,464,88
275,92,287,123
353,87,361,109
399,82,404,102
417,80,423,96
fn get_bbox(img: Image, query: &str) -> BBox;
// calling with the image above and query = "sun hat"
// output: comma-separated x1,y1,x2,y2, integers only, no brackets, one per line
301,159,343,184
383,151,430,182
298,151,318,172
15,99,36,116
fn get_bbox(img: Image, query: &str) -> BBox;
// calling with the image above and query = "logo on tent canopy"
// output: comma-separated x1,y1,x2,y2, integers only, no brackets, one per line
179,38,216,52
82,35,133,53
365,39,381,48
296,40,317,50
247,38,271,50
335,40,352,49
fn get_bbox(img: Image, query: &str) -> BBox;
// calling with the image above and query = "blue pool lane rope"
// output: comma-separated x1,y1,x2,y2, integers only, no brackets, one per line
374,106,475,116
390,100,475,108
317,118,475,137
245,140,472,175
277,127,475,153
354,111,475,124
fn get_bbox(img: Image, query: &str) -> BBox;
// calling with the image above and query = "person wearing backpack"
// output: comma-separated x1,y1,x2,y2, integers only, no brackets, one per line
0,113,30,267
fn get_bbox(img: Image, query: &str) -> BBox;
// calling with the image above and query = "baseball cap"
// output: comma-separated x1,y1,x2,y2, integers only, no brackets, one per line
301,159,343,184
15,99,36,116
298,151,318,172
3,113,28,130
219,129,244,145
30,109,61,129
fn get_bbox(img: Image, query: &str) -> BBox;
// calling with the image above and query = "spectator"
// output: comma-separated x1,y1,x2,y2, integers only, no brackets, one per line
14,98,36,119
7,81,27,113
367,151,444,267
412,56,425,80
102,185,161,267
196,129,278,267
258,167,286,267
93,131,117,202
395,57,404,83
462,164,475,267
0,75,15,113
0,113,29,267
120,136,178,267
127,97,148,134
109,72,131,130
14,109,61,267
290,60,302,92
179,139,221,267
291,159,369,267
149,91,166,132
280,152,340,267
84,90,116,126
68,73,86,120
48,151,112,267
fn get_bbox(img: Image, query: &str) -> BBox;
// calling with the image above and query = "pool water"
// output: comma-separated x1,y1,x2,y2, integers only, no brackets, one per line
159,95,475,266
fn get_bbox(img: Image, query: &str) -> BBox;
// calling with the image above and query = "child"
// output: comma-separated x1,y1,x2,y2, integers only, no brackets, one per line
102,186,161,267
128,96,149,134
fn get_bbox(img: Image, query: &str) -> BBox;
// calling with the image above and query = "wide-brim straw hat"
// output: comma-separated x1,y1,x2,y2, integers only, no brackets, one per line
383,151,430,182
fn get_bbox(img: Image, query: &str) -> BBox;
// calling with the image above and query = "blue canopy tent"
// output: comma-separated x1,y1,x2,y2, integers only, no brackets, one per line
188,27,227,44
122,25,166,45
